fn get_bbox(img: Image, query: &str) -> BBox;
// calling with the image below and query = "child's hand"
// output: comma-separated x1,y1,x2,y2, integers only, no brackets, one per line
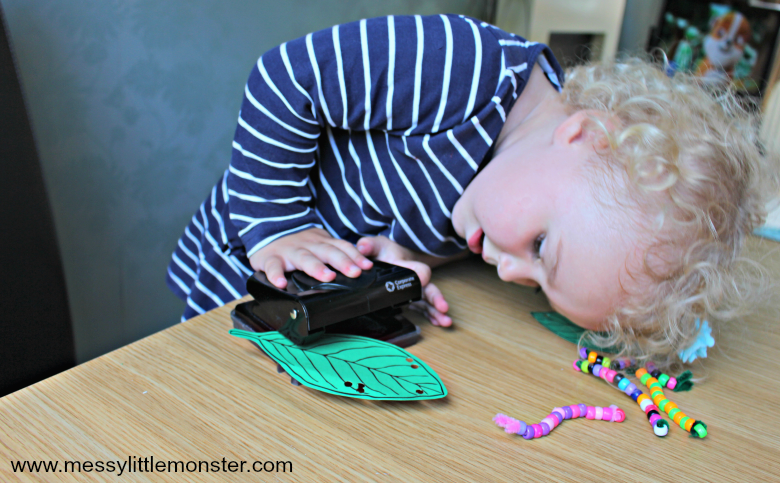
356,236,453,327
249,228,374,289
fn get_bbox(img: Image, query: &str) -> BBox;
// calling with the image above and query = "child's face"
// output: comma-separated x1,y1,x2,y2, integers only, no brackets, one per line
452,114,643,330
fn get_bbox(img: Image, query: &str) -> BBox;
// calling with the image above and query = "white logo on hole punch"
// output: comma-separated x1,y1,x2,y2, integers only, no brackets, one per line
385,281,395,292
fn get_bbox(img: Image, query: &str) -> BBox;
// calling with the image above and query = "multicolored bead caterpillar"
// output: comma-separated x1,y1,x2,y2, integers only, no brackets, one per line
575,349,670,437
635,367,707,438
493,404,625,439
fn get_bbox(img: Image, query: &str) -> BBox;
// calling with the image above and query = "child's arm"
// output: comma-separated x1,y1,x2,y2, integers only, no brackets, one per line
227,15,502,282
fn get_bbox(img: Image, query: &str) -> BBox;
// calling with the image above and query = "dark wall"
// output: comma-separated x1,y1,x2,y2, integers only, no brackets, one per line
0,5,74,396
2,0,491,363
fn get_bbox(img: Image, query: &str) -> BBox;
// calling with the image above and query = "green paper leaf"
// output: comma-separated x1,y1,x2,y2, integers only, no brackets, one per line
531,311,618,354
229,330,447,401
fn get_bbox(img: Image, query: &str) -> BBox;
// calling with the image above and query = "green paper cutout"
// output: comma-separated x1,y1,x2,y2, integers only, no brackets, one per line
531,311,617,353
229,330,447,401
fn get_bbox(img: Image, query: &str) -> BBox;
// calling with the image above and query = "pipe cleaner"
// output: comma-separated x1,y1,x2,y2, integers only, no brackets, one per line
493,404,625,439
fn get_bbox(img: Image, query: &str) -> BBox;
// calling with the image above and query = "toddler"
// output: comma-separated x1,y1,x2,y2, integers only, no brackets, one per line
167,14,778,367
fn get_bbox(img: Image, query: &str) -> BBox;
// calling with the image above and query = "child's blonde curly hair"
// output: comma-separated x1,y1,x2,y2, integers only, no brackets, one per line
562,57,780,369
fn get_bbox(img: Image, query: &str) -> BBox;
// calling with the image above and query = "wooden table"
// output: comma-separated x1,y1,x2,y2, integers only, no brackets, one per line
2,238,779,482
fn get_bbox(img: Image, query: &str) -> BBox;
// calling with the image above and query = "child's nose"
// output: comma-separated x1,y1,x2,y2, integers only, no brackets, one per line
497,254,537,286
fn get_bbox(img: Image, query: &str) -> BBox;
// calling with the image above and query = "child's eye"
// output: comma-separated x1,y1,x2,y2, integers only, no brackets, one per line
533,234,546,259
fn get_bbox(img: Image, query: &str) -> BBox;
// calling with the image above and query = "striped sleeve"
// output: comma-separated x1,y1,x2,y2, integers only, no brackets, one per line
227,14,502,256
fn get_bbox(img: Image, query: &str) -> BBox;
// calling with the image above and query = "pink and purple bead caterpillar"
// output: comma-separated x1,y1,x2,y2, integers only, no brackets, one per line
493,404,625,439
574,348,670,437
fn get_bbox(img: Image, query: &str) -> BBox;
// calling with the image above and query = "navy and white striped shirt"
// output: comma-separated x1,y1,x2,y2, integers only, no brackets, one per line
167,14,564,321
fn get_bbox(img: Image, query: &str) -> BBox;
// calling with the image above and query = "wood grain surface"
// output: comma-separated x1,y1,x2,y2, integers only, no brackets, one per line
1,237,779,482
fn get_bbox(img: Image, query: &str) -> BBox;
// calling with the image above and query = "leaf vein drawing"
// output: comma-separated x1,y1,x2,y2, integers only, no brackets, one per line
362,367,398,395
303,351,336,389
320,353,347,385
283,345,319,383
264,340,298,371
353,354,409,362
228,330,446,400
313,345,374,357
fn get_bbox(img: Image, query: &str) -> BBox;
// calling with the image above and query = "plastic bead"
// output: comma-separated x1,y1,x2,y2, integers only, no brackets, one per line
586,406,595,419
658,373,670,388
571,404,581,418
588,351,598,364
611,406,626,422
602,407,613,421
563,406,572,419
653,421,670,437
692,422,707,438
667,377,678,390
593,364,603,378
679,416,691,430
649,413,661,426
543,416,557,429
601,357,611,369
579,347,589,359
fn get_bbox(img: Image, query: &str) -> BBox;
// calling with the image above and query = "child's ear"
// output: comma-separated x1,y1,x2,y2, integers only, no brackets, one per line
554,110,613,150
553,111,588,146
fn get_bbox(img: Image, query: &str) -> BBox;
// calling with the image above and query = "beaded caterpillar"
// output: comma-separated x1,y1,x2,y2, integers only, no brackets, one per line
635,367,707,438
575,348,670,437
494,404,625,439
